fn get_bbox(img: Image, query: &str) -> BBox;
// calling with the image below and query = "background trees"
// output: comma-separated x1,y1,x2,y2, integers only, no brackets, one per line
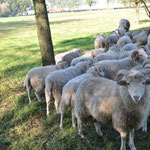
0,0,33,16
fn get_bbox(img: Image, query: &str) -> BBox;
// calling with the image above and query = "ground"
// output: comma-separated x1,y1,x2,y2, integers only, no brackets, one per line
0,8,150,150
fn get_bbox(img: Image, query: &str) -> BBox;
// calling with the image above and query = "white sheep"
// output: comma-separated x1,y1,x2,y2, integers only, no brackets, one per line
119,43,138,59
93,44,120,63
58,66,105,129
132,29,150,46
82,48,105,58
120,45,146,59
75,69,150,150
95,50,148,81
45,61,92,115
24,61,68,104
55,48,81,65
94,33,105,49
105,33,119,50
116,35,132,50
113,26,126,37
119,18,130,31
70,55,93,66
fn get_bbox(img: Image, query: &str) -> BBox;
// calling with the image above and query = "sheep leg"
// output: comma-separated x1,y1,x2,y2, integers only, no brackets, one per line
120,132,127,150
54,99,60,114
45,90,51,116
142,119,147,132
35,91,42,102
60,112,64,129
54,94,61,114
27,85,32,104
76,116,84,138
129,129,136,150
94,122,103,136
71,108,76,128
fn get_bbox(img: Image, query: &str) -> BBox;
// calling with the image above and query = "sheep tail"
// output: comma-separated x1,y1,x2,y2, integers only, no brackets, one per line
24,74,30,89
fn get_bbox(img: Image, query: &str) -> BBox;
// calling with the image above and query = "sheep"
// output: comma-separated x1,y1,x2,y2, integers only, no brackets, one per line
113,26,126,37
105,33,119,50
58,66,105,129
126,31,133,39
95,50,148,81
55,48,81,65
119,43,138,59
147,34,150,47
24,61,68,104
94,33,105,49
120,43,138,52
82,48,105,58
93,44,120,63
45,61,92,115
120,45,146,59
119,18,130,32
132,29,149,46
145,35,150,55
70,55,93,66
116,35,132,50
132,30,141,38
75,69,150,150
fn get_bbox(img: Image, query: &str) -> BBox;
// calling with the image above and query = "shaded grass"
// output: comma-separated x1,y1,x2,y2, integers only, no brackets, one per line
0,8,150,150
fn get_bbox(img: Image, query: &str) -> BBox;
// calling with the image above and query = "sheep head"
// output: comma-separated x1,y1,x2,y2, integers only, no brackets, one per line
117,70,150,103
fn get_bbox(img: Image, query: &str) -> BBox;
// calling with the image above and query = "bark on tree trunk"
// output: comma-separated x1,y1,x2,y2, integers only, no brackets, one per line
33,0,55,66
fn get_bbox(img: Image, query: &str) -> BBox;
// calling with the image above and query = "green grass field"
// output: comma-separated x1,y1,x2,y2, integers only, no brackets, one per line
0,8,150,150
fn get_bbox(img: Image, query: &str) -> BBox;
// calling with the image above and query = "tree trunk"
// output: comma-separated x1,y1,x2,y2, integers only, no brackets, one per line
136,2,139,25
33,0,55,66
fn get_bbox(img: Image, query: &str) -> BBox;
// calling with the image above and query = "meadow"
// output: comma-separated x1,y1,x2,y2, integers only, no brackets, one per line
0,8,150,150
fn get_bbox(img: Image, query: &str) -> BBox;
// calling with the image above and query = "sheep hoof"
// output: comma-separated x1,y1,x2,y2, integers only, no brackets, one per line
79,133,85,139
98,132,103,137
60,125,63,130
129,144,137,150
142,127,147,132
72,124,76,128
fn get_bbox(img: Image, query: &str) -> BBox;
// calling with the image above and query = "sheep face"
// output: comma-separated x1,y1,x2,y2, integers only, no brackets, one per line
131,50,148,63
118,71,150,103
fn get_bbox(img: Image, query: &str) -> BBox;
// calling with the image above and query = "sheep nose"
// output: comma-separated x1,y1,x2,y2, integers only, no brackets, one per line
133,96,140,101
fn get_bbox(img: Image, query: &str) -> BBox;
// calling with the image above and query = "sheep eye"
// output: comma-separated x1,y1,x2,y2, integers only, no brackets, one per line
143,82,145,85
127,83,130,85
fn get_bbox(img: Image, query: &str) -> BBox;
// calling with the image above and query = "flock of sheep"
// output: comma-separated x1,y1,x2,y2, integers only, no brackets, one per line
24,18,150,150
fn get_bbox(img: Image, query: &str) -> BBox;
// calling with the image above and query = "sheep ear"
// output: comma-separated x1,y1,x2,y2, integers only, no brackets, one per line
131,50,139,61
145,79,150,84
117,80,127,86
116,69,129,81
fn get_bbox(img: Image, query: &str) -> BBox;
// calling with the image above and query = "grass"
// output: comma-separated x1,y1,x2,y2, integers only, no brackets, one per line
0,8,150,150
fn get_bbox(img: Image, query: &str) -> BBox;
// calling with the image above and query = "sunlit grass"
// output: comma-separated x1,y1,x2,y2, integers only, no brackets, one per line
0,8,150,150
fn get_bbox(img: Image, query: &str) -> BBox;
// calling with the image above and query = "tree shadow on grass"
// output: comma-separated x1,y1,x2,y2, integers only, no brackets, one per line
139,19,150,24
0,21,35,28
50,19,82,25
